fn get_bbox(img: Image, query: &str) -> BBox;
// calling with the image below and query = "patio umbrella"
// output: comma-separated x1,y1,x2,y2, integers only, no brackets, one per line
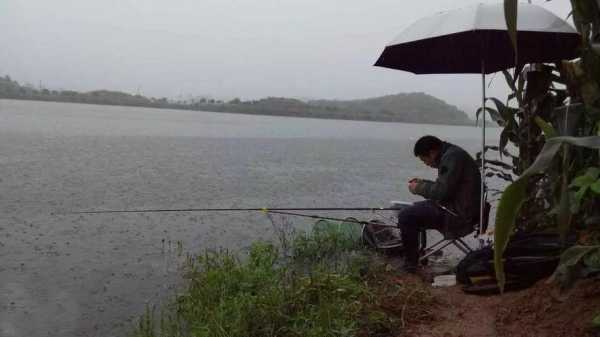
374,2,580,234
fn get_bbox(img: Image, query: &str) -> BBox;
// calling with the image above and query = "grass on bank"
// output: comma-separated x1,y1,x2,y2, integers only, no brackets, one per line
131,219,435,337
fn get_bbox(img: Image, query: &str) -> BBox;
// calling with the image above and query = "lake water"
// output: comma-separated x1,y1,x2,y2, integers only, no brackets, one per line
0,99,499,337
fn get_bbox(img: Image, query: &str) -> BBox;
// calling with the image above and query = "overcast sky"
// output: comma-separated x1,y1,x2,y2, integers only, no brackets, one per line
0,0,572,115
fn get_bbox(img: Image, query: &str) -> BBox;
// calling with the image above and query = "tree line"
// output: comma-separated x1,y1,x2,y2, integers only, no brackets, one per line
0,75,472,125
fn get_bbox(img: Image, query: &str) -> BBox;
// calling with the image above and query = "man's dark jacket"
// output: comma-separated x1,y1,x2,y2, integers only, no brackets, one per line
413,142,481,227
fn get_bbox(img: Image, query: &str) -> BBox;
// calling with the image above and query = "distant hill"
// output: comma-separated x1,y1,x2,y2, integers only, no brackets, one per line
309,93,472,125
0,75,472,125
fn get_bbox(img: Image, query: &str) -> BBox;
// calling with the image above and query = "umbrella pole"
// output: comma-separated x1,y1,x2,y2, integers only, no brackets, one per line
480,60,486,239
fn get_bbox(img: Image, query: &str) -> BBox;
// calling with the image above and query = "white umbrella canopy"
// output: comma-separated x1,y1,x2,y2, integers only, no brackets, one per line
374,2,580,235
375,2,580,74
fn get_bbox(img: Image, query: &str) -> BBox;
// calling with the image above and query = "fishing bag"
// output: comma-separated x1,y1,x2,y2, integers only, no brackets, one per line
456,232,575,294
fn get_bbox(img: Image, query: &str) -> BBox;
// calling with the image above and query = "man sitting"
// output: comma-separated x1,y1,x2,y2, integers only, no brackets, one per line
400,135,481,272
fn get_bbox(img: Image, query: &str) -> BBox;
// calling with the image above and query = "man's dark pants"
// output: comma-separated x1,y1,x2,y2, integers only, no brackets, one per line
397,200,447,268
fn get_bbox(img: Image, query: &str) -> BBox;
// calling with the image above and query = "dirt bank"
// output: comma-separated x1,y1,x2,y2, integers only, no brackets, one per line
403,277,600,337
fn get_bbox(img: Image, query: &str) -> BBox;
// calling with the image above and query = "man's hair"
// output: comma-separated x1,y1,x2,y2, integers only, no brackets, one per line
413,135,443,157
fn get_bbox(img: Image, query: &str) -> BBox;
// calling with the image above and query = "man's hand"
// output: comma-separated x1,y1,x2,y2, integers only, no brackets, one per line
408,178,420,194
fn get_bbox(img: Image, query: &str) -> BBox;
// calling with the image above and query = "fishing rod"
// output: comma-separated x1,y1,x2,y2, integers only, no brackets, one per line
72,206,405,214
261,210,398,227
71,207,407,227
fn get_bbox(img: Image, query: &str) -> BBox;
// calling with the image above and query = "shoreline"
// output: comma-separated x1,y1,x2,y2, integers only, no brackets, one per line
127,221,599,337
0,97,476,127
0,97,479,127
129,221,437,337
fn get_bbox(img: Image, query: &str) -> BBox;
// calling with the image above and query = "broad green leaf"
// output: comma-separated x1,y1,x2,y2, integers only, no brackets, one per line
592,313,600,329
552,245,600,289
586,167,600,180
574,185,589,206
494,136,600,292
591,179,600,194
558,245,600,269
570,173,596,188
504,0,518,63
534,116,558,139
525,139,595,176
583,249,600,270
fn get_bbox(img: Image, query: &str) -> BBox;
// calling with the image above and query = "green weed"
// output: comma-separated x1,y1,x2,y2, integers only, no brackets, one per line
130,220,434,337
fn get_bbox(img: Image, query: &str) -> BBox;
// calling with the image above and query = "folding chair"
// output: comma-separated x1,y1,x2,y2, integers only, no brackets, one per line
417,200,491,263
361,200,491,259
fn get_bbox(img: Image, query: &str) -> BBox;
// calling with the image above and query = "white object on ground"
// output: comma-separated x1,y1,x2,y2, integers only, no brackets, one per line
390,200,413,207
432,275,457,287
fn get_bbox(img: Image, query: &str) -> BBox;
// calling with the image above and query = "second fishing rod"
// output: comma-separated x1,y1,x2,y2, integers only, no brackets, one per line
72,206,410,227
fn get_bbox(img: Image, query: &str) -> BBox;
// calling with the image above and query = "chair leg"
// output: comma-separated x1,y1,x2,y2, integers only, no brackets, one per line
419,238,474,262
418,231,427,252
419,238,455,261
453,238,473,254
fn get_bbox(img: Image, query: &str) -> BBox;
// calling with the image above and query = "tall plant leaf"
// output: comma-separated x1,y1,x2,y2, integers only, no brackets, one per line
487,97,518,122
591,180,600,194
502,68,524,106
485,97,519,159
499,128,511,156
499,116,518,158
587,167,600,179
570,167,600,212
558,178,572,239
502,69,518,92
569,0,586,34
504,0,518,67
476,107,503,126
534,116,558,139
574,185,590,206
494,136,600,292
558,146,571,241
552,245,600,289
570,169,599,187
494,179,528,290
